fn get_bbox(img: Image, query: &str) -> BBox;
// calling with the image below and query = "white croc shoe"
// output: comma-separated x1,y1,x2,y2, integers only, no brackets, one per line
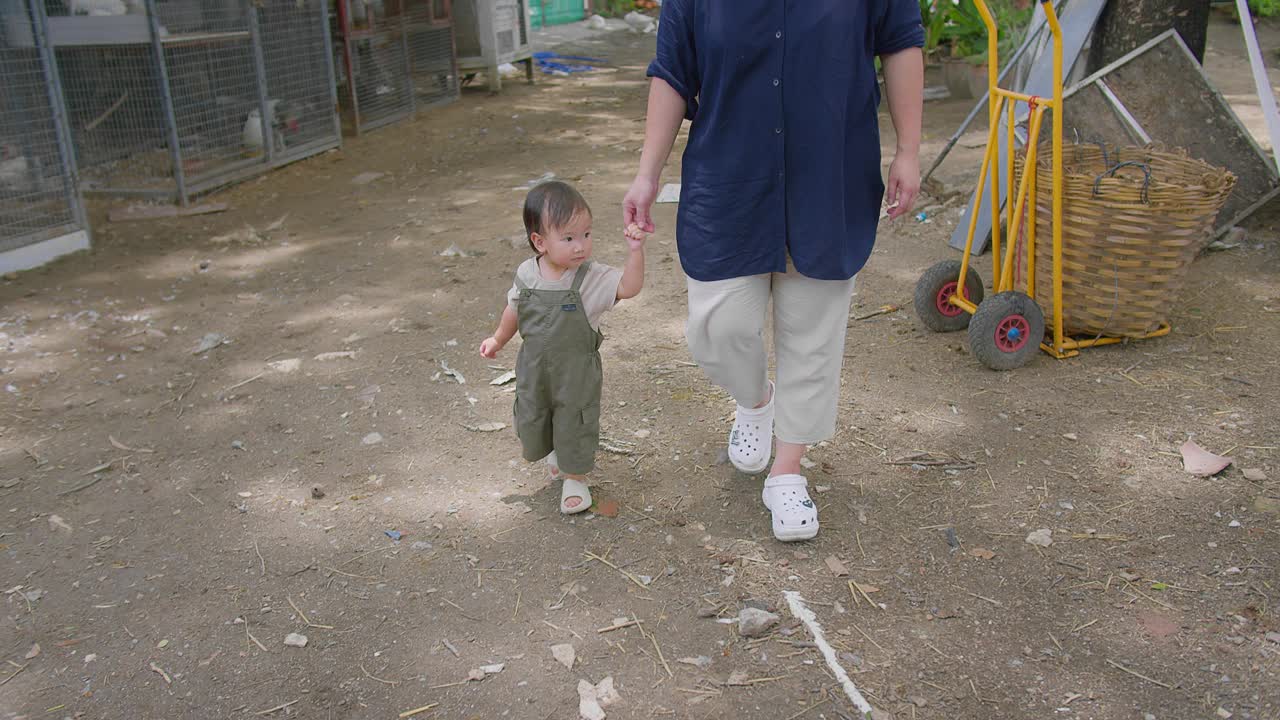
728,383,774,474
762,474,819,542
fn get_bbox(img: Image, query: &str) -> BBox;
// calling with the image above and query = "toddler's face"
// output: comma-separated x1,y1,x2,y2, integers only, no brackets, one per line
534,210,593,270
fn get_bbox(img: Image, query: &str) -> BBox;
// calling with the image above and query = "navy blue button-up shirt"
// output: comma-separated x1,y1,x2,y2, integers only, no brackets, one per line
647,0,924,282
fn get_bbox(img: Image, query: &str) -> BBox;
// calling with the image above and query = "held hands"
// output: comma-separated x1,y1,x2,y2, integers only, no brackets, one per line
624,222,648,252
622,175,658,235
884,151,921,221
479,336,504,359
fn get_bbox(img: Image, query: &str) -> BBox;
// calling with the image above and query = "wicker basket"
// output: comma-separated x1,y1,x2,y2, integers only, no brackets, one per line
1012,144,1235,338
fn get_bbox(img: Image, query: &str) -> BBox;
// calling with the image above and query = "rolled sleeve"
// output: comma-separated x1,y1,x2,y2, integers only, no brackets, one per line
875,0,925,56
645,0,699,121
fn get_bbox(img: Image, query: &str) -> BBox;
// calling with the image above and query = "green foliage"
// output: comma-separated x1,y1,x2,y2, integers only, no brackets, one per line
930,0,1035,65
593,0,633,17
1249,0,1280,17
919,0,952,55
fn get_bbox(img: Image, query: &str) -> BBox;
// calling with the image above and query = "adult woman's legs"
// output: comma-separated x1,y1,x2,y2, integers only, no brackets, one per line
759,265,856,540
686,266,854,540
685,274,771,407
685,273,773,472
772,267,857,450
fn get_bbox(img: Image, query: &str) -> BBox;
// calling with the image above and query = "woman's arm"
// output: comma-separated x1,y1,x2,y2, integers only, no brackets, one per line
625,0,697,233
880,47,924,220
623,79,687,233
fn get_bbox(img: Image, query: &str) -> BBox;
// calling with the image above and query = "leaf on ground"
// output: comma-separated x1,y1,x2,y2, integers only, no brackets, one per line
1180,439,1233,477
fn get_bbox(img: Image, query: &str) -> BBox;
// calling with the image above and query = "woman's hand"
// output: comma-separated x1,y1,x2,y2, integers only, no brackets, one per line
885,151,920,221
623,175,660,234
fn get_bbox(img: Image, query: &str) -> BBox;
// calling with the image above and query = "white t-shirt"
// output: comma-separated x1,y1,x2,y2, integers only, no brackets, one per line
507,257,623,331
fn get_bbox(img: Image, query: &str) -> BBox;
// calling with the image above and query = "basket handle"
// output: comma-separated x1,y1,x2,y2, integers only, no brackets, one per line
1092,161,1152,204
1069,136,1111,168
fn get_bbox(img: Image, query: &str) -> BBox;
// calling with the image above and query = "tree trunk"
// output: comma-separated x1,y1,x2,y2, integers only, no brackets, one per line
1087,0,1211,72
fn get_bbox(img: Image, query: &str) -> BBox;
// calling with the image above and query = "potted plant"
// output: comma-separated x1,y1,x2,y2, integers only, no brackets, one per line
920,0,952,59
936,0,1034,99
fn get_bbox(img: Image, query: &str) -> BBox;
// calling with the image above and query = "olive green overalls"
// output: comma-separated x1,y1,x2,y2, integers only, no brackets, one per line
513,261,603,476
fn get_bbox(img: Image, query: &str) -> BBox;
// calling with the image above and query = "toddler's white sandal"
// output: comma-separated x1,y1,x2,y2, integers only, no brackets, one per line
762,474,819,542
560,477,592,515
728,382,774,474
546,451,591,514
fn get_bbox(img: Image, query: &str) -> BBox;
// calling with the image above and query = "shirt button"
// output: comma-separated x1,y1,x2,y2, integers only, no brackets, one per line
772,78,779,86
775,127,782,134
775,30,782,39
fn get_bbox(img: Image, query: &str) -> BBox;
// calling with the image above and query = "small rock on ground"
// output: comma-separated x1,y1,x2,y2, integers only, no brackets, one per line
1025,528,1053,547
738,607,780,638
551,643,575,670
284,633,308,648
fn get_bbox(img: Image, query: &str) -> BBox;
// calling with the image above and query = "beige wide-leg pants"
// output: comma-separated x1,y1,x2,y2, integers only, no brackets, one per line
685,259,857,445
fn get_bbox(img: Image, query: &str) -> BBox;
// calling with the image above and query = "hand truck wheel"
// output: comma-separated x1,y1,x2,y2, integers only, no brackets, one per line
968,291,1045,370
914,260,985,333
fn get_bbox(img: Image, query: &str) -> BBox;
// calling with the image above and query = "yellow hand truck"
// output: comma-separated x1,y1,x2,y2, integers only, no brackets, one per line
912,0,1171,370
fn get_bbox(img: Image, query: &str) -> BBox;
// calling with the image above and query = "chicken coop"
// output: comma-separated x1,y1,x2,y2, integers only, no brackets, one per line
45,0,341,205
0,0,89,270
453,0,533,92
330,0,459,135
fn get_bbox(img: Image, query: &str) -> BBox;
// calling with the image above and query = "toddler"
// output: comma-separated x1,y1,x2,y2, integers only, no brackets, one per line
480,181,646,513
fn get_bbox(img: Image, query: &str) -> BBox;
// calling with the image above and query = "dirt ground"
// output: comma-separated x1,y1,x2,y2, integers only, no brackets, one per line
3,15,1279,720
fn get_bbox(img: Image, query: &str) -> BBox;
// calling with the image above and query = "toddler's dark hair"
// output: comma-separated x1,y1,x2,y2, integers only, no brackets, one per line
523,180,592,254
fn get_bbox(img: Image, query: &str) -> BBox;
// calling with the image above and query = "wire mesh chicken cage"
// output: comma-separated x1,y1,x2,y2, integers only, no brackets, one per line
46,0,340,205
0,0,88,264
331,0,458,135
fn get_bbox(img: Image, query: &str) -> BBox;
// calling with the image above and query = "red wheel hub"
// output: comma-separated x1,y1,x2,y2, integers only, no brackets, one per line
935,282,969,318
996,314,1031,352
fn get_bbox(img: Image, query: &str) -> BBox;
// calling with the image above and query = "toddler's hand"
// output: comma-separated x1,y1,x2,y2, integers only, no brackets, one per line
479,336,503,359
624,223,647,251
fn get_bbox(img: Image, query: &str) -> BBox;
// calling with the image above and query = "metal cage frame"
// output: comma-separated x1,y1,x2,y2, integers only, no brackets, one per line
47,0,341,206
332,0,459,135
0,0,88,260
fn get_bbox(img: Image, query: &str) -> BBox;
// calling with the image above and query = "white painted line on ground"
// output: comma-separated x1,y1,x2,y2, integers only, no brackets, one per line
784,590,875,718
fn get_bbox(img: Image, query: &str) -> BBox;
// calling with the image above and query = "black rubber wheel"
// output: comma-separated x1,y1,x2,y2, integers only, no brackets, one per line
914,260,985,333
968,291,1045,371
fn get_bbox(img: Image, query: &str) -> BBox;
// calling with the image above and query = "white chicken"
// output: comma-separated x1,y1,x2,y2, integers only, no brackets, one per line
0,144,32,190
624,11,656,34
242,100,283,153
